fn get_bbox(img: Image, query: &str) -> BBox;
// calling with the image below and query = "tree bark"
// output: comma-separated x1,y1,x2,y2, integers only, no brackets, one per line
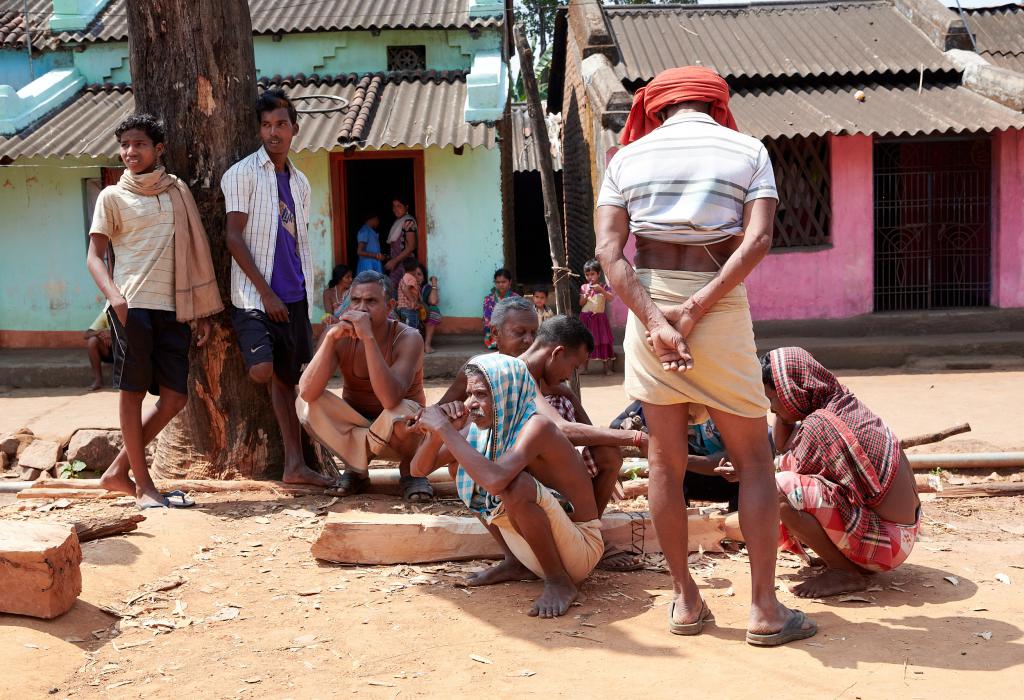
125,1,282,479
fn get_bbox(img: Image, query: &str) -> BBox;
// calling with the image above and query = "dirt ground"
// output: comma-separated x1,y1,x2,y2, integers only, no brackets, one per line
2,369,1023,699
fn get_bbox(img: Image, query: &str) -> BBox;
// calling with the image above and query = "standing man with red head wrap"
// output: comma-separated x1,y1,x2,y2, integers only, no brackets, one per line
595,66,817,646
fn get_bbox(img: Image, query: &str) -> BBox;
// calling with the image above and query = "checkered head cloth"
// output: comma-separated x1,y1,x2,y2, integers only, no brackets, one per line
455,354,539,515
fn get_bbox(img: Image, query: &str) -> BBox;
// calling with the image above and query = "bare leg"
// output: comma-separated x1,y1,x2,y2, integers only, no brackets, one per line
100,387,186,498
499,472,577,618
272,373,333,487
589,445,622,516
644,403,704,625
780,501,869,598
708,409,816,636
424,324,437,353
466,522,538,586
87,337,105,390
114,389,185,507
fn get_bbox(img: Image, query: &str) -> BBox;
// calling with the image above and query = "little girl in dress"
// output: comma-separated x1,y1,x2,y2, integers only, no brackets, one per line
579,259,616,375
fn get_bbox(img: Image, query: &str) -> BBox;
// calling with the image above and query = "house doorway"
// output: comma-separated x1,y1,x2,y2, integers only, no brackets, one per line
873,138,992,312
513,170,562,290
330,151,426,270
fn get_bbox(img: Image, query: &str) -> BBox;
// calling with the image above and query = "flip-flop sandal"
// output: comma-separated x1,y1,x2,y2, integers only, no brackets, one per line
328,471,370,497
138,490,195,510
400,475,434,502
669,598,714,636
745,610,818,647
597,548,645,572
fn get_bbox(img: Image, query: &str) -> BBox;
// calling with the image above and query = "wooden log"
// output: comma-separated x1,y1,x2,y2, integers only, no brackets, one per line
0,521,82,618
900,423,971,448
73,514,146,543
620,478,648,499
724,512,743,542
935,482,1024,498
311,510,726,565
19,474,459,500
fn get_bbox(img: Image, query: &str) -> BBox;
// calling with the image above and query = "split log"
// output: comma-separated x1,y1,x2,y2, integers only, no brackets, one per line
0,521,82,618
900,423,972,448
620,478,648,499
73,514,146,543
311,509,728,565
935,482,1024,498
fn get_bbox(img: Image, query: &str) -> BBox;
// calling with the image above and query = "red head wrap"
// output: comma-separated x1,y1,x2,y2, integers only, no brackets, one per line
620,66,736,145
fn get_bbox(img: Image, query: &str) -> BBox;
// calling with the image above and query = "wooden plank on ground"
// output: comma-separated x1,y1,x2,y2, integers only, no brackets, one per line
935,482,1024,498
311,510,727,566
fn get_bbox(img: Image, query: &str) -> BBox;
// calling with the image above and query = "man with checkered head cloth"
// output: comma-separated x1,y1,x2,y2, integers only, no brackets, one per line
595,66,817,645
410,354,602,618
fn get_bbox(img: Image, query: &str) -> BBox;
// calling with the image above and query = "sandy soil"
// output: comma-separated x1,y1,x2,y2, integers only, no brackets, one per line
3,368,1024,451
1,491,1022,700
2,370,1023,698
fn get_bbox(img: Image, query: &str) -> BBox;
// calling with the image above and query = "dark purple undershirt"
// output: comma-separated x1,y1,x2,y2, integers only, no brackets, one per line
270,169,306,304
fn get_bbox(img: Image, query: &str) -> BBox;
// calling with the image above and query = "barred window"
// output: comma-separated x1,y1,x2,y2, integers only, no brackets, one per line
765,135,831,248
387,46,426,72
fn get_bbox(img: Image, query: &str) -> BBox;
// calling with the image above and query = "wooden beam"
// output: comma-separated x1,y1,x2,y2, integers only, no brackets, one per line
311,509,729,565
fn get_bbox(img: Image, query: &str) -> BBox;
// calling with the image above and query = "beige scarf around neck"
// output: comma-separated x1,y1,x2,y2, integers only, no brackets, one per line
118,167,224,322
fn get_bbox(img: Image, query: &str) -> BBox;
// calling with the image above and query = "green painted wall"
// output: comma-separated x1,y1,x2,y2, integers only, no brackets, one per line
0,157,109,330
423,145,503,320
290,149,334,321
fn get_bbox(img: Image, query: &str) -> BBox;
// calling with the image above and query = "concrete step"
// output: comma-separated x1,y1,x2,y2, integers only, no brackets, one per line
3,329,1023,389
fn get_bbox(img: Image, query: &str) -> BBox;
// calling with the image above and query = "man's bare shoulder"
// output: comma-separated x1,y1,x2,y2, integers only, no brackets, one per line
395,323,425,356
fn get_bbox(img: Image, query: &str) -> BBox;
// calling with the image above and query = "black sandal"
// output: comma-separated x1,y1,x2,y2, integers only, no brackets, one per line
400,475,434,502
329,471,370,497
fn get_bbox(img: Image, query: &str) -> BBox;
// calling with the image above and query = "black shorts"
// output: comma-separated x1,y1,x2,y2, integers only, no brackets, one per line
107,308,191,396
231,299,313,386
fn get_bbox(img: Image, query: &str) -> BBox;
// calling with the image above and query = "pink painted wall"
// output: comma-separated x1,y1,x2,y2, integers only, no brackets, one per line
745,134,874,320
992,128,1024,308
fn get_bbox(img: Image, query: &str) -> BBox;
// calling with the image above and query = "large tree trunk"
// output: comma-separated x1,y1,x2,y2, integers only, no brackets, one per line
126,1,282,479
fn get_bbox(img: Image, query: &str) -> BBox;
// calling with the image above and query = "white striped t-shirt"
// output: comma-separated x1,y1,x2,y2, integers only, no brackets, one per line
597,112,778,244
90,186,176,312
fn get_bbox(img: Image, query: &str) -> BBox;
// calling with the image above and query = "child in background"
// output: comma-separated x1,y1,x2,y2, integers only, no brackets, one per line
396,257,422,330
482,267,520,349
532,287,554,324
579,259,616,375
355,213,384,274
418,263,442,354
320,264,352,325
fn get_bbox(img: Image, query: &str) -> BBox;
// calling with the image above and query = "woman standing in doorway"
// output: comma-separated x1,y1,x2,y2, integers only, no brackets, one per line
385,197,418,294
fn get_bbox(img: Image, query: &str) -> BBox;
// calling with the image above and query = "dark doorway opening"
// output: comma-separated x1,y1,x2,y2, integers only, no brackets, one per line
341,157,416,267
873,138,992,312
513,170,562,289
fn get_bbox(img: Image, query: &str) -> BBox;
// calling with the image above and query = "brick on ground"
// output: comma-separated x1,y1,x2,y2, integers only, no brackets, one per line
0,521,83,618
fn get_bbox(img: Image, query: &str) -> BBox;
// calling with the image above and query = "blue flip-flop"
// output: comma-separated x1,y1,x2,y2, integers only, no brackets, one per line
138,490,196,510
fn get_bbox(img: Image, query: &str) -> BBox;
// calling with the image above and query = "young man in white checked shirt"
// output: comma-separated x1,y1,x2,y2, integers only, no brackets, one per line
222,89,335,488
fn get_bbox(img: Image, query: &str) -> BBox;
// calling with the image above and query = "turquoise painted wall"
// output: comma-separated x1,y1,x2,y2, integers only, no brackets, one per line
0,50,72,90
290,149,334,321
0,157,109,330
11,27,499,89
423,145,503,320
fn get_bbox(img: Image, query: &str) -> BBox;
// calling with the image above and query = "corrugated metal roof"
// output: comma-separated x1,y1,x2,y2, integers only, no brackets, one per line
0,0,502,49
510,103,562,172
966,7,1024,72
606,1,953,83
364,74,496,149
730,82,1024,140
0,72,497,160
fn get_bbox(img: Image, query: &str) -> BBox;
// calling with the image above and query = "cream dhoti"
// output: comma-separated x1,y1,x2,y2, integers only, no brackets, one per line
624,268,769,424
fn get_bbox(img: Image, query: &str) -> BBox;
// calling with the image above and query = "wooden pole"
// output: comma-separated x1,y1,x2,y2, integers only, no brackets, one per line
900,423,972,449
513,25,572,318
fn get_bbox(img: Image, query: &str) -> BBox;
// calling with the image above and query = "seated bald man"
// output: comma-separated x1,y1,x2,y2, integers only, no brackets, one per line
439,297,647,572
296,270,430,501
411,354,602,618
